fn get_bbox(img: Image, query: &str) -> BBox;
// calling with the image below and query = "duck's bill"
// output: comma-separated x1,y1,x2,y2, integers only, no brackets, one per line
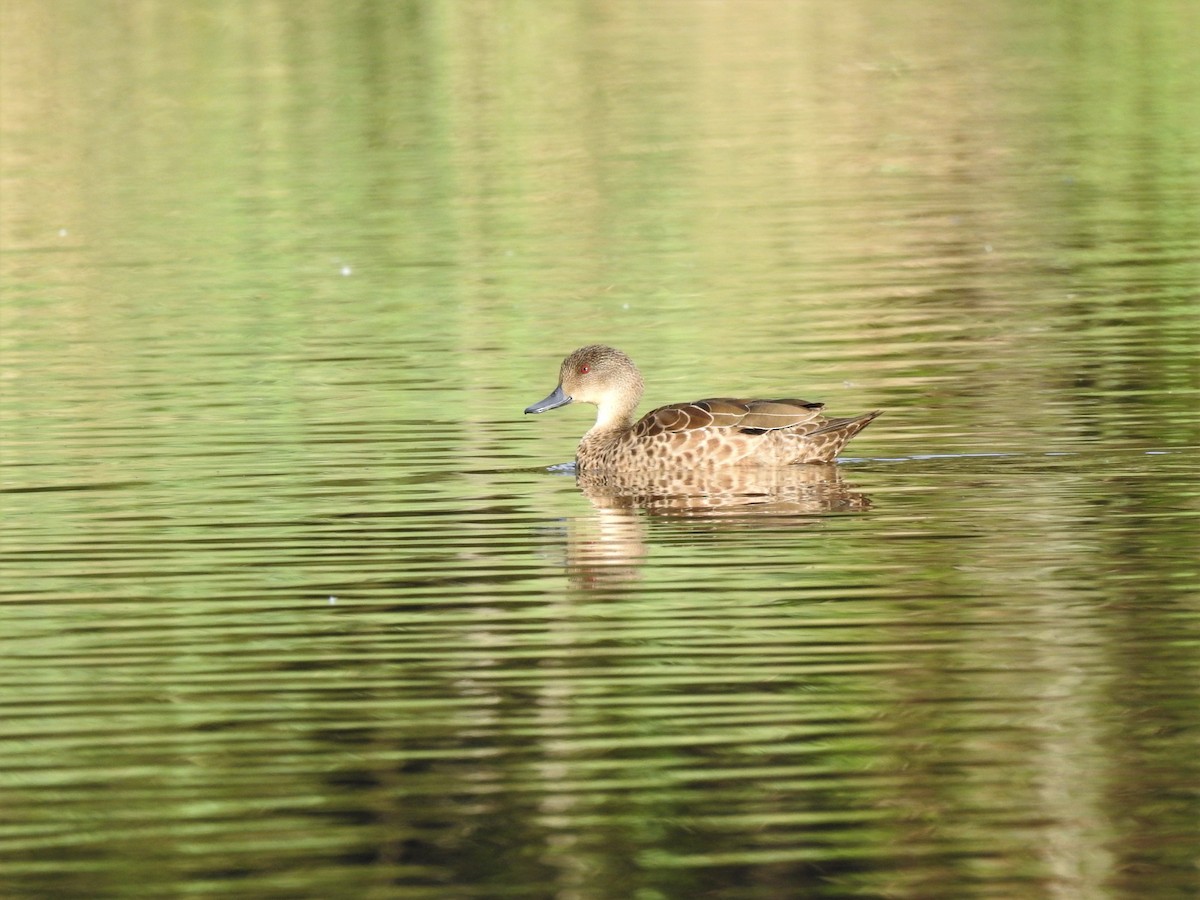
524,385,572,414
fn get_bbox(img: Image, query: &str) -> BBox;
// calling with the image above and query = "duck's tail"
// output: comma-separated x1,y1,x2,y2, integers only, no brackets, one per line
792,410,882,463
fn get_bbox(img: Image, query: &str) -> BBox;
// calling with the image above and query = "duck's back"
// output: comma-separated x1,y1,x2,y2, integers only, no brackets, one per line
632,397,828,438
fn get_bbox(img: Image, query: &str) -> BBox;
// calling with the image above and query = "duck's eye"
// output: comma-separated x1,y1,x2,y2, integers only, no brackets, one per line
578,364,590,375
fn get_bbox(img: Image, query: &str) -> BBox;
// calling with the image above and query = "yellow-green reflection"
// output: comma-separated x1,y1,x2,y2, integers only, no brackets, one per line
1,2,1198,898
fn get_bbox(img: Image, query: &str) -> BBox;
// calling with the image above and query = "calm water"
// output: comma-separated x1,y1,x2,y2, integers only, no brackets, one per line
2,2,1199,898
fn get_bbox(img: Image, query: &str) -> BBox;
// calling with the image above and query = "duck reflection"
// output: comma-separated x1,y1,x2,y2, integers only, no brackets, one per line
578,462,871,517
565,464,872,588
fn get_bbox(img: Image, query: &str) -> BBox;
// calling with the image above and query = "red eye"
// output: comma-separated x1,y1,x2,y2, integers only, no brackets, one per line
578,364,590,375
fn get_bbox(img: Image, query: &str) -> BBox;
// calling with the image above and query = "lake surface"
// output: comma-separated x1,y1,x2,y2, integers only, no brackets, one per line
2,2,1198,898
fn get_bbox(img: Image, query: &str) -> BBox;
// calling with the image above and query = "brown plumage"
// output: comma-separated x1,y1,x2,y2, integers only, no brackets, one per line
525,345,880,470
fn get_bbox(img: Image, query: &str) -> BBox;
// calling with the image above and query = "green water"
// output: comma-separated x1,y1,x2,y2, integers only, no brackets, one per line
2,2,1198,898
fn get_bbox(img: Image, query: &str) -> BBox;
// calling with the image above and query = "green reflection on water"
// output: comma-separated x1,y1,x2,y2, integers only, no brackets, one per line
1,2,1198,899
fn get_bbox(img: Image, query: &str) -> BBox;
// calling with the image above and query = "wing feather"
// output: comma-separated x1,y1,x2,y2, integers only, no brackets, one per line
633,397,827,437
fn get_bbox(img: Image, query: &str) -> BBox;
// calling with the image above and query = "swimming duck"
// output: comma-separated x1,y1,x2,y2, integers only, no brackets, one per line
525,345,880,470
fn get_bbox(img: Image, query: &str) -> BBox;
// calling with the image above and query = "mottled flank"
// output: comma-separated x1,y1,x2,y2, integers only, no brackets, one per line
525,345,881,470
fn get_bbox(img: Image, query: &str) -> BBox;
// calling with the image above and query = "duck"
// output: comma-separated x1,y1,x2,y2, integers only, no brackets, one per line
524,345,880,470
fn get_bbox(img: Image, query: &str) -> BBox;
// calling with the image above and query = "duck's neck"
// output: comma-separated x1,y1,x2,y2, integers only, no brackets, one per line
587,396,638,437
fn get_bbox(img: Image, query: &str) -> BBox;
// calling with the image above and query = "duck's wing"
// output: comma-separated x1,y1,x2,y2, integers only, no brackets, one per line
632,397,826,437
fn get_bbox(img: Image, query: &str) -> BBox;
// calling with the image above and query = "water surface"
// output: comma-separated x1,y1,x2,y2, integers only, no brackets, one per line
2,2,1198,898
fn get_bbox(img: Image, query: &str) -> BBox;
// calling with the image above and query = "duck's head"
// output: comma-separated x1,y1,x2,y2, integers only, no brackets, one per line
524,345,645,428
